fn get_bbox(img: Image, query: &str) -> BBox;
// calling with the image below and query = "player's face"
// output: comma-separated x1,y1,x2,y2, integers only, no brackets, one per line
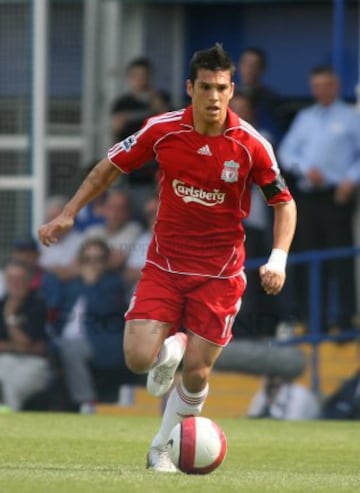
187,69,234,133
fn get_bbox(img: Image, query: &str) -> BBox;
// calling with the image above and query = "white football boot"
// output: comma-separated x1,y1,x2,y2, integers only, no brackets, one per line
146,445,177,473
146,332,187,397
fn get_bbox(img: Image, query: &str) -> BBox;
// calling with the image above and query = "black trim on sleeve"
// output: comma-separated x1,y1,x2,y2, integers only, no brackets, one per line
260,175,288,201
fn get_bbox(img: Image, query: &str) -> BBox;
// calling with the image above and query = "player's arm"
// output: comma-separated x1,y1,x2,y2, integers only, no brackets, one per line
260,199,297,295
272,200,297,254
63,158,120,217
39,158,121,246
251,138,297,296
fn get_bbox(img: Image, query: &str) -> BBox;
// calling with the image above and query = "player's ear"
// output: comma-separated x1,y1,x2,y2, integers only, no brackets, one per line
229,82,235,99
186,79,193,98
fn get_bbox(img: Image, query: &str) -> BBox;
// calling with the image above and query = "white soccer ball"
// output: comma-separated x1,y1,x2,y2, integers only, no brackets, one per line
167,416,227,474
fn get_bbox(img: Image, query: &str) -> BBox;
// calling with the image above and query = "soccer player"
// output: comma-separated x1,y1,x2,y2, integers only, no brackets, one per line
39,44,296,472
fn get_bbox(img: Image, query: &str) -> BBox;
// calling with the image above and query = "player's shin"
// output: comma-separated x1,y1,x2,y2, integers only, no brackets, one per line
151,377,209,448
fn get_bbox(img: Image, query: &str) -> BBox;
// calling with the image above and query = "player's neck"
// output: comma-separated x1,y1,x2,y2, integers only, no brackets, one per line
193,119,226,136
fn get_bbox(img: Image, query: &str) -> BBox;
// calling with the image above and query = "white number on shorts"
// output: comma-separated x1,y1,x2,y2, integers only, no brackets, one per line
221,298,242,340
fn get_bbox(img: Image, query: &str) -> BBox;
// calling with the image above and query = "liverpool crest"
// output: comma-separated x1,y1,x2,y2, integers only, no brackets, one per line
221,160,239,183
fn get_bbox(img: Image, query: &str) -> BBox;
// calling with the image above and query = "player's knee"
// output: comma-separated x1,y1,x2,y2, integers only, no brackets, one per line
125,349,154,374
124,319,168,374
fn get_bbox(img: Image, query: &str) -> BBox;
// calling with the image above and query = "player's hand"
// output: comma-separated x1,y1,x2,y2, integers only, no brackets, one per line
259,264,286,295
38,213,74,247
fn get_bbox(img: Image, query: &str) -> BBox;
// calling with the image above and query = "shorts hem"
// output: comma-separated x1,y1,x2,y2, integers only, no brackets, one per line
186,328,232,348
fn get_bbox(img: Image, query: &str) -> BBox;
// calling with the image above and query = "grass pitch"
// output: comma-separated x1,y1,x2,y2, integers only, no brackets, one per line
0,414,359,493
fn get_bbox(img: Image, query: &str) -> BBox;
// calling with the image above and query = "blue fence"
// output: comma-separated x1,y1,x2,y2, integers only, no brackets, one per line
246,246,360,392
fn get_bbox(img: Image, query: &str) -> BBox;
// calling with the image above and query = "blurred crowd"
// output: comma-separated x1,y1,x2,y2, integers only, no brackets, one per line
0,48,359,416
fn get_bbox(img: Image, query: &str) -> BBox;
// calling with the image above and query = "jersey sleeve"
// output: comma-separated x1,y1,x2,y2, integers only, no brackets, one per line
251,138,293,205
107,118,157,173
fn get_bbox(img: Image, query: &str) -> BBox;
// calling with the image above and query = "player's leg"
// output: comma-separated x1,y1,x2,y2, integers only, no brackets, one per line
123,266,186,474
124,321,187,474
150,331,221,443
124,319,172,374
124,318,187,389
147,274,245,472
147,332,221,473
124,264,183,373
123,261,188,398
124,322,187,473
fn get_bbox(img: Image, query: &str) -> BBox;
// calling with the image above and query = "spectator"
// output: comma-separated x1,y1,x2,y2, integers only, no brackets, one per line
322,368,360,420
0,236,44,297
0,260,50,410
111,57,171,218
237,47,285,141
124,195,159,297
11,236,44,290
248,376,320,420
85,189,142,271
111,57,171,143
39,195,83,279
47,238,129,413
278,65,360,331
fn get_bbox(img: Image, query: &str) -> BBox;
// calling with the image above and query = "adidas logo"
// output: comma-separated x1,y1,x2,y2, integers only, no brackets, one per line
197,144,212,156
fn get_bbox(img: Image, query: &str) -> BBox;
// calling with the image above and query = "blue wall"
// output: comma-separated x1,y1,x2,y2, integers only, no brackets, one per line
185,2,359,99
1,2,358,100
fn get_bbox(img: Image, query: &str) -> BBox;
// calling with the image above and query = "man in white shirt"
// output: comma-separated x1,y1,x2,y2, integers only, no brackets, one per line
278,66,360,331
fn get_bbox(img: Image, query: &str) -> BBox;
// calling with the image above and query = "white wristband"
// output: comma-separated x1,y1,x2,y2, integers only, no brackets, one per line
266,248,288,273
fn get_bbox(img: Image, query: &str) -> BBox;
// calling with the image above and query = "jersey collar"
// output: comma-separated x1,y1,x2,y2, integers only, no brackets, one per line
180,105,241,134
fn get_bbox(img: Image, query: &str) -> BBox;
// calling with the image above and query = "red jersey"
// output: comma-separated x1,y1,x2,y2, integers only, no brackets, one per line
108,106,293,278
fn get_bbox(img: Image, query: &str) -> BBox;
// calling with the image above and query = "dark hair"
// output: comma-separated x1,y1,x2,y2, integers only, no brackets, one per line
126,57,152,74
241,47,267,71
189,43,235,84
310,65,336,77
78,237,110,261
5,259,33,280
12,236,39,252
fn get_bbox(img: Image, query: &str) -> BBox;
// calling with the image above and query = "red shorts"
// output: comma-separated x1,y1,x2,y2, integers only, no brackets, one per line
125,263,246,346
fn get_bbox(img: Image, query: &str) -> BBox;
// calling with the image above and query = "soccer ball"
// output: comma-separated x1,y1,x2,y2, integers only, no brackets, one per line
167,416,227,474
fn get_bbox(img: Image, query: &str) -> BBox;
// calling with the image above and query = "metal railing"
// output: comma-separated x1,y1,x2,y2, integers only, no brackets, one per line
246,246,360,392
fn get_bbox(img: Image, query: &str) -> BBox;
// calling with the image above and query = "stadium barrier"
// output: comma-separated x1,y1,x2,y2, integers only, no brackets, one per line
215,340,306,380
246,246,360,392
